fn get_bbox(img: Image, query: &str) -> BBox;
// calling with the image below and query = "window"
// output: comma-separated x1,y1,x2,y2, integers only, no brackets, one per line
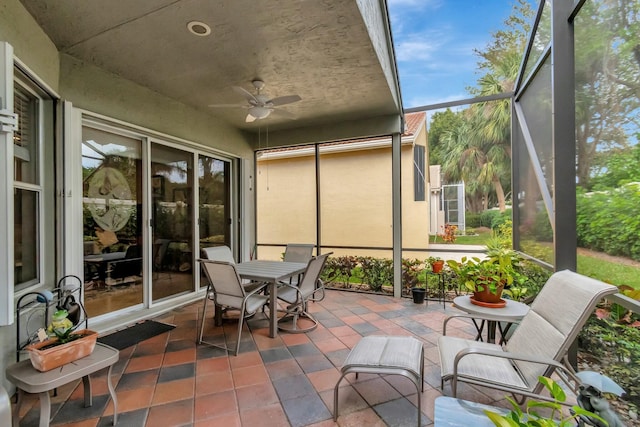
414,145,425,201
13,81,42,288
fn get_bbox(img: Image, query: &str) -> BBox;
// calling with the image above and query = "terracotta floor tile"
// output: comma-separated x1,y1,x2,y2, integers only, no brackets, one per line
152,377,194,405
281,333,311,346
103,385,154,415
328,325,357,337
231,365,269,388
145,398,193,426
307,367,343,392
125,353,164,372
228,351,262,369
197,356,230,374
194,412,241,427
235,381,279,411
162,347,196,366
12,290,519,427
240,403,289,427
194,389,237,421
314,337,348,353
195,371,234,395
337,407,386,427
337,334,363,348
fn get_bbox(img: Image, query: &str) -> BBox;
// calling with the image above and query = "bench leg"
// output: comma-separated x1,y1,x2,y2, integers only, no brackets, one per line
82,375,92,407
37,390,51,427
106,365,118,425
12,389,23,427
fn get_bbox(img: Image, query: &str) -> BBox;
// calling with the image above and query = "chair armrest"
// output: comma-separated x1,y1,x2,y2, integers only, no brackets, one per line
443,313,523,336
244,281,270,297
452,347,581,391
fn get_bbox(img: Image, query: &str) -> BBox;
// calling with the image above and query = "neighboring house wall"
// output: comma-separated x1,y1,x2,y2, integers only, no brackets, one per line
403,122,430,249
256,116,430,260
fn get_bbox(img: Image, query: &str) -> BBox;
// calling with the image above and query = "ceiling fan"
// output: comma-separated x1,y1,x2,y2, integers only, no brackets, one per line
209,79,301,123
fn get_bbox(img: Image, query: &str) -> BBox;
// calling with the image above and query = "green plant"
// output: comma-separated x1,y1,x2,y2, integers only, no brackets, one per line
402,258,424,289
485,376,605,427
358,256,393,292
446,248,526,295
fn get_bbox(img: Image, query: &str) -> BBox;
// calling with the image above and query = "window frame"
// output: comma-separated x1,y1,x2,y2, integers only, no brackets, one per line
13,74,46,290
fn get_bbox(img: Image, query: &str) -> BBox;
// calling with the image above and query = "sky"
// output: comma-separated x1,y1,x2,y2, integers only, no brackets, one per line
387,0,525,109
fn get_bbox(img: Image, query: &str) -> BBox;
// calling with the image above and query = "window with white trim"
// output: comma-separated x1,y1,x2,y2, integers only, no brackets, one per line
13,80,42,289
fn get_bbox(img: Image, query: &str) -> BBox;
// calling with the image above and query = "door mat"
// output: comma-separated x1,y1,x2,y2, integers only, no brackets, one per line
97,320,175,350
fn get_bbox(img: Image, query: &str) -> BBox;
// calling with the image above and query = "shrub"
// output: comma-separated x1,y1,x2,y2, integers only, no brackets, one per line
480,210,501,228
358,256,393,292
466,212,482,228
576,184,640,261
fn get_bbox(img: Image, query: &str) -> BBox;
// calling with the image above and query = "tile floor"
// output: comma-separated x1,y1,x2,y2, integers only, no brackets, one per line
12,290,525,427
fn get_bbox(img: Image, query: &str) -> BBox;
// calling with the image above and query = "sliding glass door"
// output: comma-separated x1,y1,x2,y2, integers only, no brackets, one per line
151,143,194,301
82,127,143,316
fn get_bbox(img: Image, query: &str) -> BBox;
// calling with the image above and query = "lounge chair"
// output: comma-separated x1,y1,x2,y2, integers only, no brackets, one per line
438,269,617,403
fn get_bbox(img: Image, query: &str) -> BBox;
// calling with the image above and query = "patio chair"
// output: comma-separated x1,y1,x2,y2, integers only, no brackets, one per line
197,260,269,355
281,243,315,287
283,243,315,263
277,253,330,333
438,269,617,404
201,245,236,264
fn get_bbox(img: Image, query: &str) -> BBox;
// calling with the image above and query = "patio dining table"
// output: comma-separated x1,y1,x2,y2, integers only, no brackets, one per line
235,260,307,338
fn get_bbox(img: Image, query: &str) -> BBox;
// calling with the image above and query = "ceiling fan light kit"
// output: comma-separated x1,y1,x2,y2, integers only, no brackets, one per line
209,79,301,122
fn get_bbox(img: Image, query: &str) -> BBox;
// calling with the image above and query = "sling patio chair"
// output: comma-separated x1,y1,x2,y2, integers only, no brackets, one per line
281,243,315,287
438,269,617,404
283,243,315,263
197,260,269,355
277,253,330,333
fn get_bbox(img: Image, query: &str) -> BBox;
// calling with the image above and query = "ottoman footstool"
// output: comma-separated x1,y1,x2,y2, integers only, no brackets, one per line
333,335,424,426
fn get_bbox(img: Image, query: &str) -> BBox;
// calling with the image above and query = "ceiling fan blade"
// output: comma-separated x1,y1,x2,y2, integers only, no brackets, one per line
233,86,258,103
208,103,245,108
271,109,297,120
245,113,257,123
269,94,301,106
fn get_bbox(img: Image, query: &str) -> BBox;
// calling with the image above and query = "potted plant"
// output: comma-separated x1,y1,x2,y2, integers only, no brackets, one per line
446,247,526,306
26,309,97,372
485,376,606,427
402,258,426,303
427,256,445,274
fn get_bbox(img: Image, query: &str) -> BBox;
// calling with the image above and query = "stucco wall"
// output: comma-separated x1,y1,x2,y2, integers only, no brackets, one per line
0,0,59,90
257,155,317,261
59,55,252,158
256,140,431,257
402,128,430,248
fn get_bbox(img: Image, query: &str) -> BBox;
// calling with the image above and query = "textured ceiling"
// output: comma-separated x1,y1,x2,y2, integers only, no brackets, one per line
19,0,400,133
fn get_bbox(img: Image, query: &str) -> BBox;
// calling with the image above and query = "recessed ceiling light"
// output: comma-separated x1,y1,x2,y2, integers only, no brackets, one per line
187,21,211,36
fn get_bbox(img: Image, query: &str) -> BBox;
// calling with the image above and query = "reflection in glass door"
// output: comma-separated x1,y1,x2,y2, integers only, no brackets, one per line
82,127,143,317
151,144,194,301
198,155,231,287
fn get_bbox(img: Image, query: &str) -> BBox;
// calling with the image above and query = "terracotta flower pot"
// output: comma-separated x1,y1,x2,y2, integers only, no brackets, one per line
431,260,444,273
471,280,505,305
26,329,98,372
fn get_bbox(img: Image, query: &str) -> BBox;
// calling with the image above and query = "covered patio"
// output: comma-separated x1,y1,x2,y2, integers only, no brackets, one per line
12,291,516,427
